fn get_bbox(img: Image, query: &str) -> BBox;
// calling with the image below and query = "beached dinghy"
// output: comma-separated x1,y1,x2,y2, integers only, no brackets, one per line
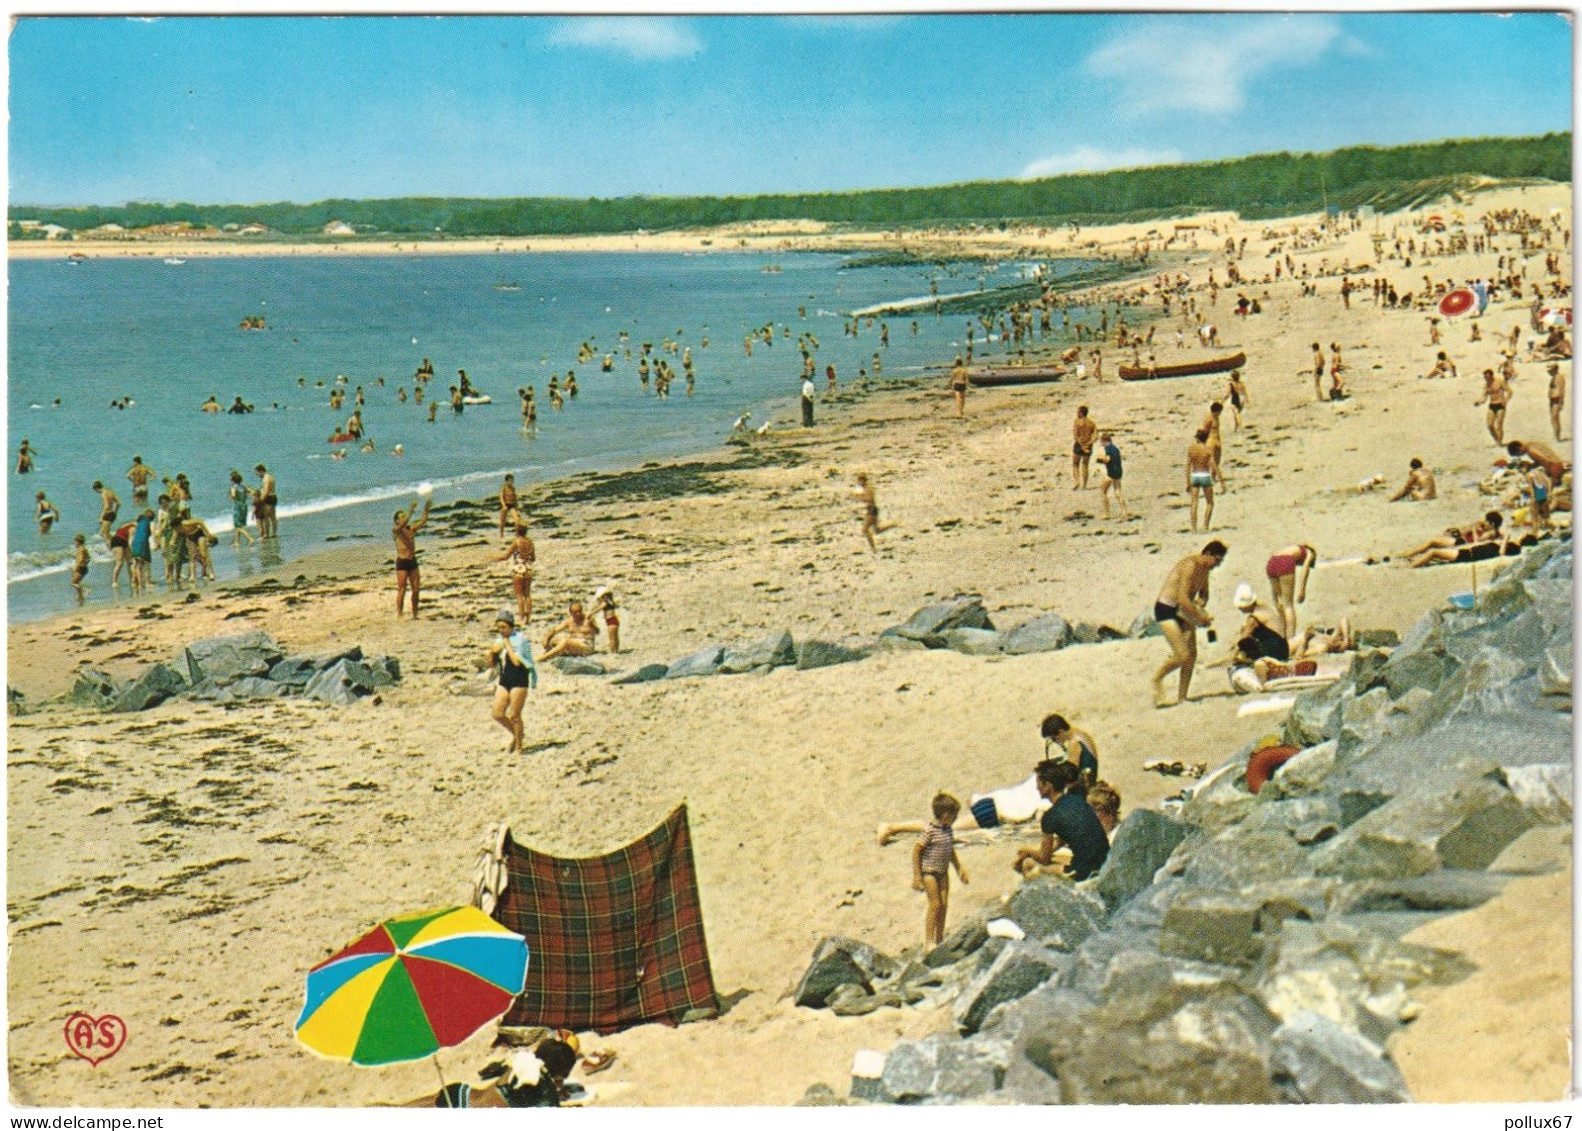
968,364,1067,387
1118,351,1246,381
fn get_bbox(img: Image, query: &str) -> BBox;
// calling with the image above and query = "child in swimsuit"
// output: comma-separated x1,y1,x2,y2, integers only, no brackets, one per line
591,586,620,654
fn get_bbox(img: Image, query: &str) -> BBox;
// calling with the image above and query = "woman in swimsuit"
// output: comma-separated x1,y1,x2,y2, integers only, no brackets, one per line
493,525,535,623
487,609,536,756
1407,512,1507,568
1229,583,1290,663
1264,543,1317,638
590,586,620,654
229,471,257,547
1225,370,1248,430
1041,713,1099,788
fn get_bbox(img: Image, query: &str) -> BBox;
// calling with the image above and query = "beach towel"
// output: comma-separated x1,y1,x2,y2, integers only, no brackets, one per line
475,805,718,1033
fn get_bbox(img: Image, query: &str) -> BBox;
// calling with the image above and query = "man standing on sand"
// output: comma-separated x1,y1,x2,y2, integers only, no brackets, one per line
255,464,278,539
1072,406,1096,489
949,356,969,417
1388,458,1438,502
1310,342,1326,402
1186,429,1216,531
1475,367,1511,445
392,496,433,618
1201,402,1227,488
801,374,816,427
1548,363,1566,441
1150,541,1227,708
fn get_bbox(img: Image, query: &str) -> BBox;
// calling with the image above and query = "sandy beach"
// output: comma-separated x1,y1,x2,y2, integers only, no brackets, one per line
7,181,1572,1107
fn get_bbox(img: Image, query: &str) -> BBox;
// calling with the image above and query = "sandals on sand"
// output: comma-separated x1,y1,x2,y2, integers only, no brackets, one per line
581,1050,617,1075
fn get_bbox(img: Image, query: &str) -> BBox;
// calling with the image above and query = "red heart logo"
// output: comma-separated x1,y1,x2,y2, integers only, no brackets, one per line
64,1013,126,1067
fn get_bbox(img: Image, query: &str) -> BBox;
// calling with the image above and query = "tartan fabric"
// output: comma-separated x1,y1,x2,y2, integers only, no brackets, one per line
491,805,717,1033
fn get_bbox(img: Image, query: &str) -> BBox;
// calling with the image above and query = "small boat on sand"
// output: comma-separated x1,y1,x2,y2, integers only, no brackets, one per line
1118,351,1246,382
968,364,1067,388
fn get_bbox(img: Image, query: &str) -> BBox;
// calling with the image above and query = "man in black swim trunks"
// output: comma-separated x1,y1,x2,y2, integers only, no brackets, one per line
92,480,120,546
393,496,433,618
1151,540,1227,708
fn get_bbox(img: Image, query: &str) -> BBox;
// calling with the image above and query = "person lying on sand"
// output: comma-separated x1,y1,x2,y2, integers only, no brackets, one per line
1405,511,1504,567
540,600,598,661
1388,458,1438,502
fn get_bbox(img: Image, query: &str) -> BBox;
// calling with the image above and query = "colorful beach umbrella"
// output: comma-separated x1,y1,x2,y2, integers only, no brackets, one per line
295,906,528,1067
1438,289,1475,318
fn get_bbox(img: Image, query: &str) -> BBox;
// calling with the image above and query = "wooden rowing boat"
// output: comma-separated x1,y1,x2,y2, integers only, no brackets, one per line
1118,351,1245,381
968,364,1067,388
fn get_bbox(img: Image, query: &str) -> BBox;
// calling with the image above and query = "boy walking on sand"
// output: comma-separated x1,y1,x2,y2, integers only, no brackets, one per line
913,793,968,948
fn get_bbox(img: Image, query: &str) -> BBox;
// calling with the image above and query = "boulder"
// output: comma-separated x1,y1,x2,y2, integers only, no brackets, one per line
1329,870,1509,914
941,628,1006,656
952,941,1067,1035
891,597,993,646
1159,890,1266,966
879,1033,1009,1104
1539,642,1572,699
1001,614,1073,655
111,662,188,712
612,663,669,685
827,982,902,1017
313,645,364,669
718,631,796,673
1004,878,1107,951
553,657,607,676
1311,767,1538,880
924,903,1000,968
796,640,869,671
793,937,897,1009
1094,809,1189,912
1179,828,1313,889
665,645,726,680
267,656,319,687
190,676,291,704
183,631,283,687
872,630,929,653
1127,608,1163,640
1283,682,1347,747
69,668,125,710
302,658,379,705
1270,1011,1411,1103
1353,628,1401,649
1502,763,1573,824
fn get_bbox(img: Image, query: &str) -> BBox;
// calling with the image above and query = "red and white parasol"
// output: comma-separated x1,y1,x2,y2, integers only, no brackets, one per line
1438,289,1475,318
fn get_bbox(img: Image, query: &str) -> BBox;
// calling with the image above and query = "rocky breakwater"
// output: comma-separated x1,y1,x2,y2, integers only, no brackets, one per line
59,630,401,712
797,540,1573,1105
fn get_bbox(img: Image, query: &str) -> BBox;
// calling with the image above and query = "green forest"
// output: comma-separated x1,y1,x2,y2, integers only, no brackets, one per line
10,133,1570,240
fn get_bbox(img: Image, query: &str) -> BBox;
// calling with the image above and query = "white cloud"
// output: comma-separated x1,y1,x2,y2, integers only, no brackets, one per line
1021,146,1184,180
546,17,701,60
1085,15,1342,116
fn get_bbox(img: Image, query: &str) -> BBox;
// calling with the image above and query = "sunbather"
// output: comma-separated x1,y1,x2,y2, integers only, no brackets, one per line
1406,511,1504,567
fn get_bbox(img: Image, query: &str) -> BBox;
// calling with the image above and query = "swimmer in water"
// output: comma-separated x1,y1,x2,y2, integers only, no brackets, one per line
35,492,58,534
16,439,37,474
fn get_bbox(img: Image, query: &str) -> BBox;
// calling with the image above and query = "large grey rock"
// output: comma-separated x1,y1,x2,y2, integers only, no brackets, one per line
1094,809,1189,911
1128,608,1164,639
665,645,726,680
1311,766,1538,880
1353,628,1401,649
1004,878,1107,950
190,676,291,704
1159,890,1267,966
872,629,929,653
111,662,188,712
1502,763,1573,824
796,640,869,670
1001,613,1073,655
794,937,897,1009
941,628,1006,656
69,667,125,710
302,658,377,705
718,631,796,673
952,941,1067,1035
612,662,669,685
267,656,319,687
312,645,364,669
183,631,283,687
880,1033,1010,1104
1330,870,1509,914
1180,828,1313,889
1539,642,1571,699
1284,681,1347,746
1270,1011,1410,1103
892,596,993,646
553,656,607,676
924,902,1001,968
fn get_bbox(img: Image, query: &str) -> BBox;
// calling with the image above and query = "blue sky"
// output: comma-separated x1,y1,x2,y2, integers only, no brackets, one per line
8,12,1573,206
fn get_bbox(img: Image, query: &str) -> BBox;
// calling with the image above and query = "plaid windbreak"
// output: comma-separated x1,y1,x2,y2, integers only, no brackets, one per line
492,805,718,1032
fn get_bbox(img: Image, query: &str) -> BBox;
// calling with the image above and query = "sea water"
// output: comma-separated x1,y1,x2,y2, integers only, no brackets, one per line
8,251,1083,622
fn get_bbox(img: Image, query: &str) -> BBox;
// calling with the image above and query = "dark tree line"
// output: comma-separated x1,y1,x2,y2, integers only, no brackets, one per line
11,134,1570,238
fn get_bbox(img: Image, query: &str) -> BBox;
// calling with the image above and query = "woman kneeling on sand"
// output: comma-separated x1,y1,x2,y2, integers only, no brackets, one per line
487,609,536,755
